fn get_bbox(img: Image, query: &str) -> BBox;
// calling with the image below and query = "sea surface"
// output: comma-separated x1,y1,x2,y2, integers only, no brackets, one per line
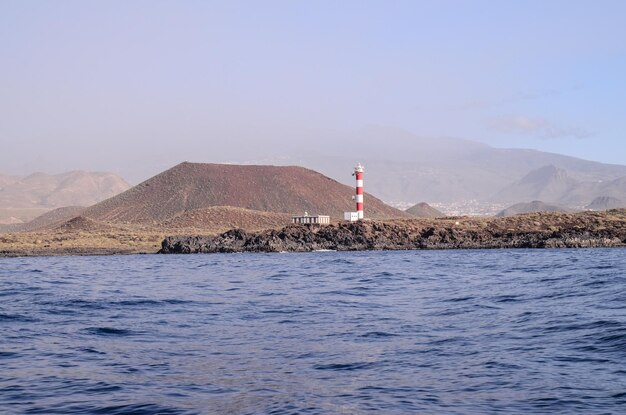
1,249,626,414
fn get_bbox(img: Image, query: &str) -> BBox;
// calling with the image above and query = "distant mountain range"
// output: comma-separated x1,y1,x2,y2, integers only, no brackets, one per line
0,171,130,224
3,127,626,224
260,126,626,207
494,165,626,207
586,196,625,211
0,171,130,209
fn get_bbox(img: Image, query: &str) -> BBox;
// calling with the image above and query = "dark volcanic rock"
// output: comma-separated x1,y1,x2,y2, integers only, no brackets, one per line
159,210,626,254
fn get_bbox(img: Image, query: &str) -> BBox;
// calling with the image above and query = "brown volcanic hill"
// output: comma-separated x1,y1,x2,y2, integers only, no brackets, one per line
82,162,408,224
405,202,445,218
495,201,574,217
13,206,86,233
162,206,292,233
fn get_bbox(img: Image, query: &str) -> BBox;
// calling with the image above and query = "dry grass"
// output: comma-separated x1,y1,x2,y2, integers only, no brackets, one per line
390,209,626,231
0,226,208,256
0,227,163,256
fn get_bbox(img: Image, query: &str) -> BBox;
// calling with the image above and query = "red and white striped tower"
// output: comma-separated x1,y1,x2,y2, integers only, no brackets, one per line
353,163,364,220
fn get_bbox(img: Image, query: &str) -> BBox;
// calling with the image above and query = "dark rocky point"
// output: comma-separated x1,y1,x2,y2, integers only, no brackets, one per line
160,209,626,254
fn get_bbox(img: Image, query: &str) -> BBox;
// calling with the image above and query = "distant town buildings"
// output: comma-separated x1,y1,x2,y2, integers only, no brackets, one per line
386,200,509,217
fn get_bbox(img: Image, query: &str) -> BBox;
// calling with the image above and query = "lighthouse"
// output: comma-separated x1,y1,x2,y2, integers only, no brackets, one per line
344,163,364,222
353,163,364,219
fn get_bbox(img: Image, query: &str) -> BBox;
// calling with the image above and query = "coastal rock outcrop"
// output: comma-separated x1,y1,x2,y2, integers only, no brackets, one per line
160,210,626,254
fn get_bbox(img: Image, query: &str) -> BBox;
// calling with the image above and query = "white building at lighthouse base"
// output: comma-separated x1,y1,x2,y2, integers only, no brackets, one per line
344,212,359,222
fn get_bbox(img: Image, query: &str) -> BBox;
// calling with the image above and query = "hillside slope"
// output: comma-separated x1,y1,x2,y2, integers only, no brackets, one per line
493,165,626,207
496,201,574,217
493,166,579,204
586,196,626,211
161,206,292,233
83,162,407,224
11,206,86,232
405,202,445,218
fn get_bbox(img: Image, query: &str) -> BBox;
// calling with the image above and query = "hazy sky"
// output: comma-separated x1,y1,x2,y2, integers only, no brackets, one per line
1,0,625,182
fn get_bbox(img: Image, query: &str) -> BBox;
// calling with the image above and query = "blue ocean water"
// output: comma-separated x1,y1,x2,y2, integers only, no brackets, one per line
1,249,626,414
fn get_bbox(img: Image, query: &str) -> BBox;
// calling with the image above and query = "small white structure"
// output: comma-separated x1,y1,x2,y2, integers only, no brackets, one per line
344,211,359,222
292,212,330,225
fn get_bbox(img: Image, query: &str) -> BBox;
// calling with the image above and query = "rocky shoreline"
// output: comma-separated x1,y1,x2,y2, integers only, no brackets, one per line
159,210,626,254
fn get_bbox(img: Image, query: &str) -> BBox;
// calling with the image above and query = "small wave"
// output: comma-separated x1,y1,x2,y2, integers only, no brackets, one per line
552,355,610,363
101,403,189,414
44,299,107,310
163,299,192,305
319,289,368,297
328,258,354,265
116,299,161,306
360,331,399,338
0,351,18,358
580,320,622,330
84,382,123,394
596,332,626,348
483,360,522,370
78,347,106,355
544,320,623,334
83,327,137,336
445,296,475,303
583,279,610,287
428,307,475,317
32,402,191,415
259,292,287,297
0,313,37,322
493,295,522,303
261,308,304,315
313,361,378,371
